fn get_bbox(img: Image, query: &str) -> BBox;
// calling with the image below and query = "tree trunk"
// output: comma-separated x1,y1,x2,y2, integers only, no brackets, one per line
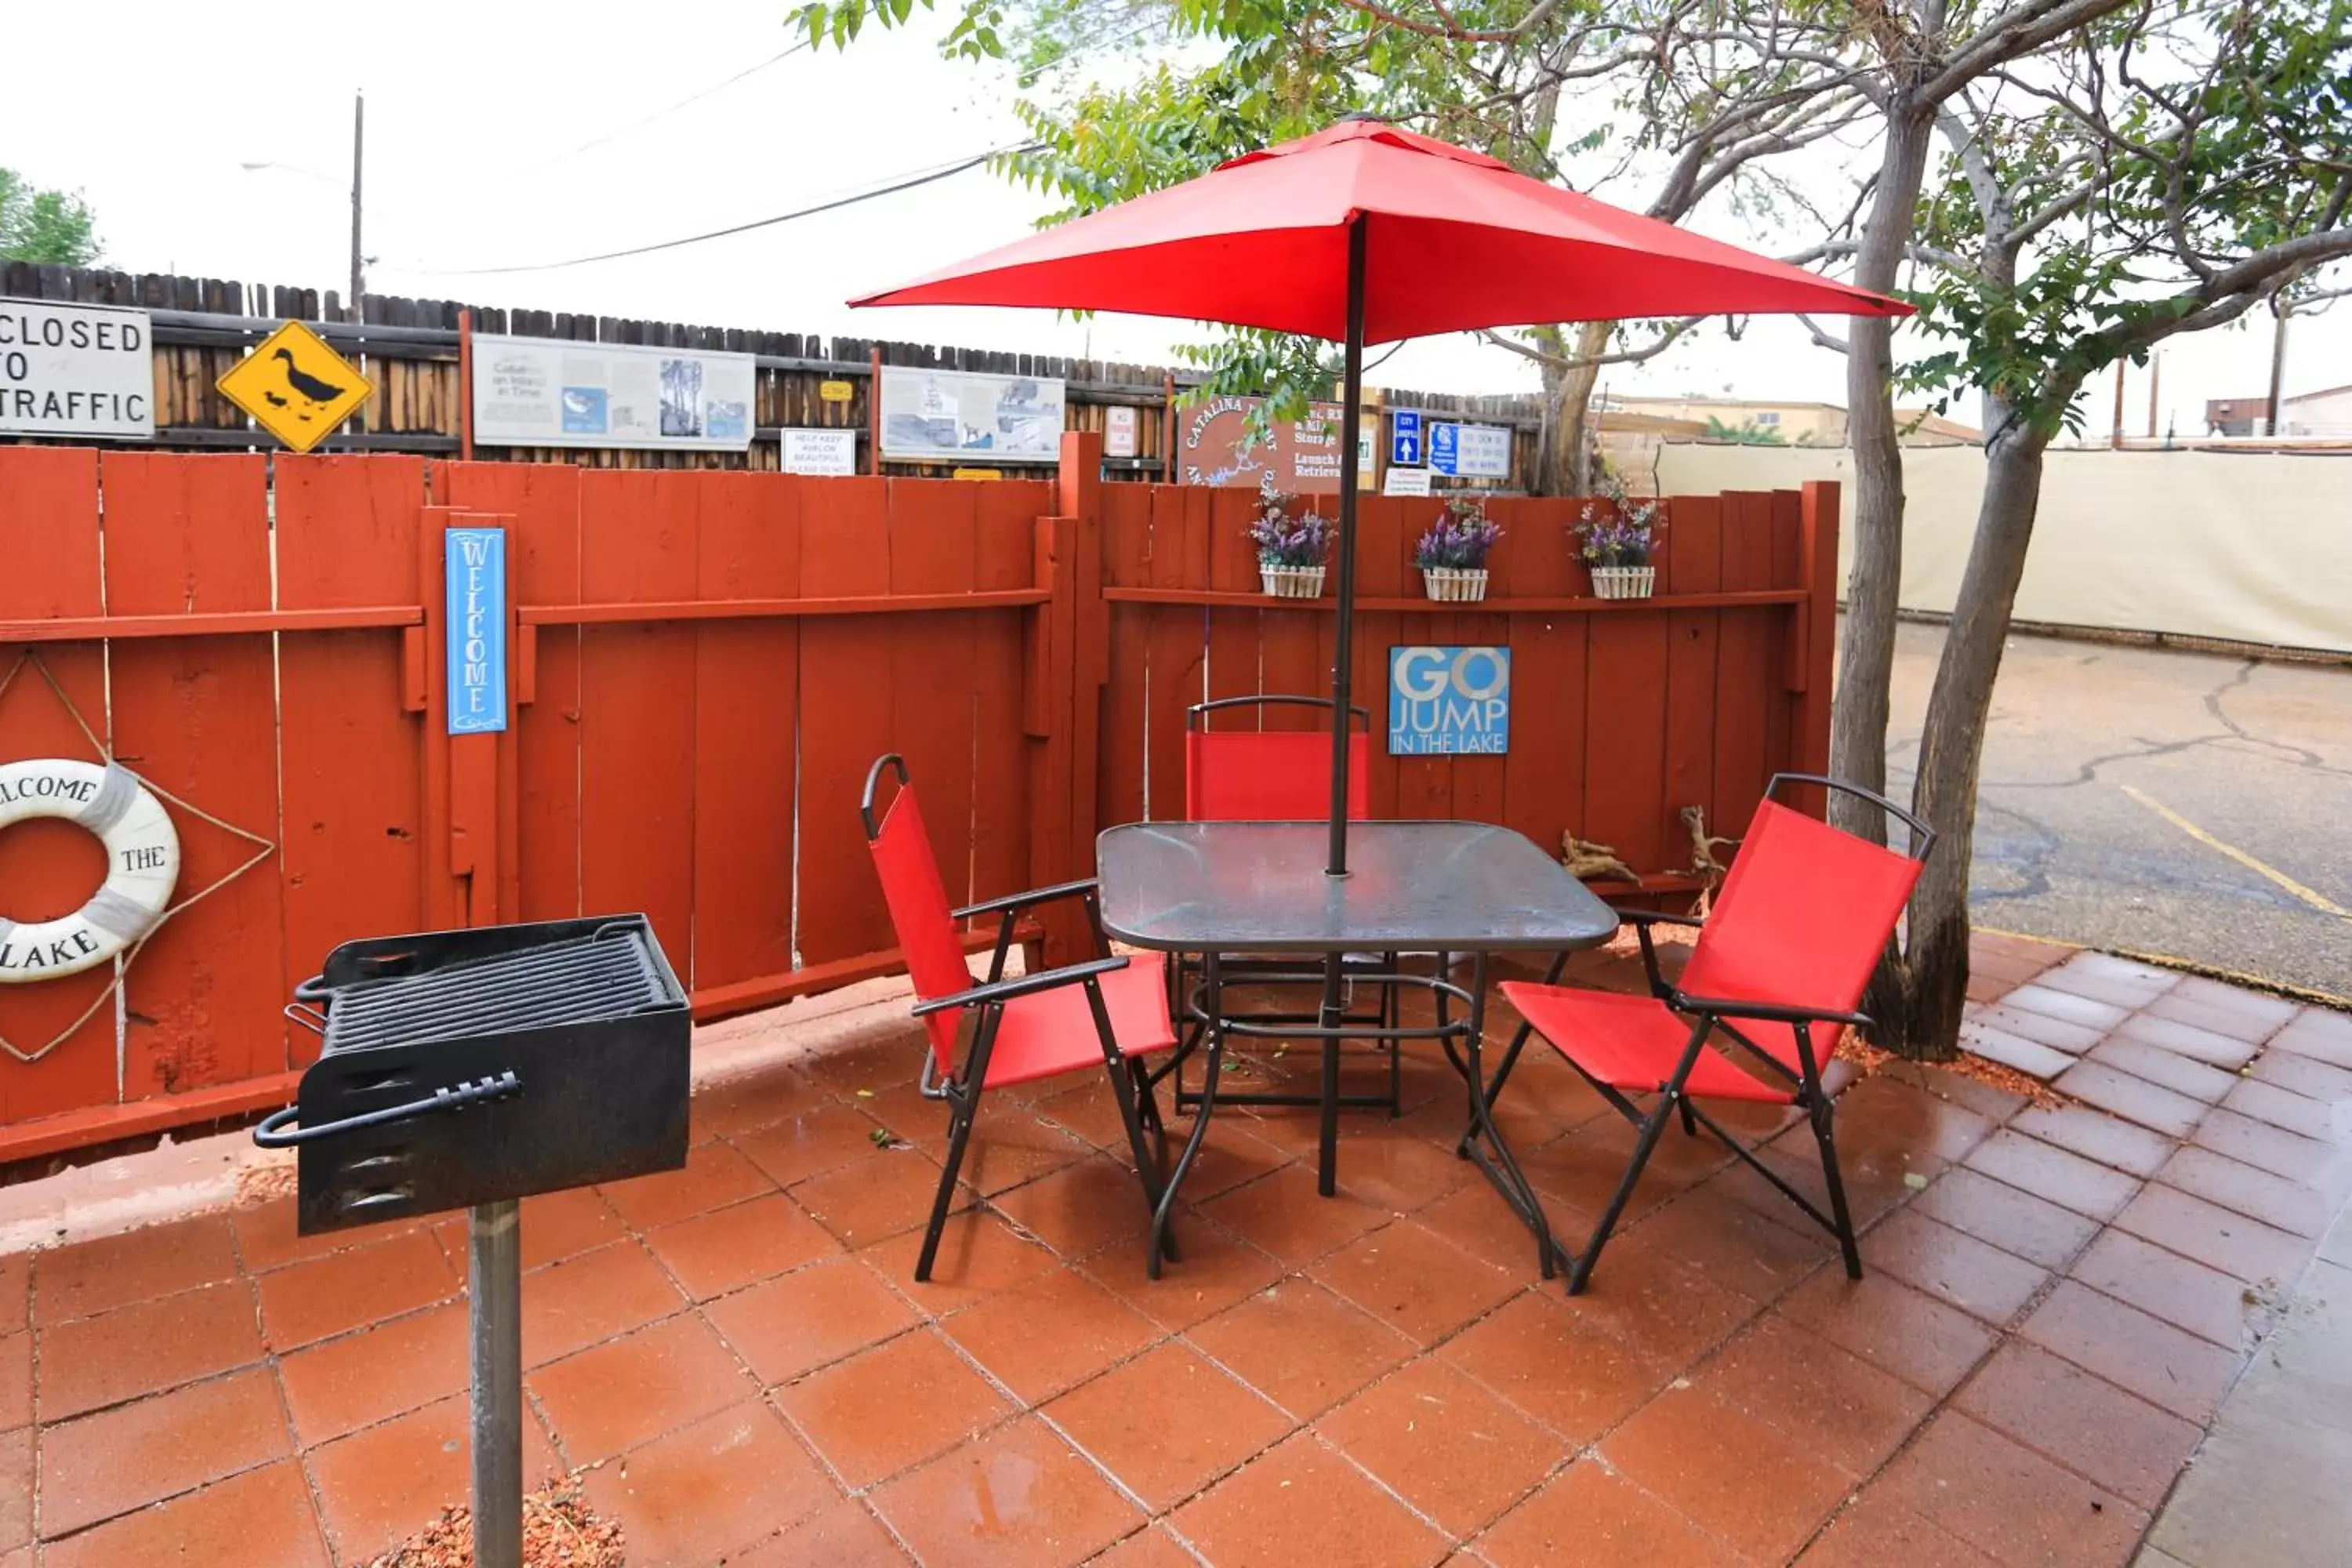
1828,102,1937,848
1896,409,2052,1059
1533,321,1610,495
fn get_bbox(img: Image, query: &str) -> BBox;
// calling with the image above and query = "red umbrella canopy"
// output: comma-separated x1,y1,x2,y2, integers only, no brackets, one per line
853,118,1908,340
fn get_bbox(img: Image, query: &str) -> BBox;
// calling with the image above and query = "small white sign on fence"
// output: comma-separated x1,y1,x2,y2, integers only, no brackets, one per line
0,299,154,440
781,428,858,476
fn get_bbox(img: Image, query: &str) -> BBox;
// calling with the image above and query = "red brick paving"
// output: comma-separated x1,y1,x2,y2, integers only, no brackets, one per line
3,931,2347,1565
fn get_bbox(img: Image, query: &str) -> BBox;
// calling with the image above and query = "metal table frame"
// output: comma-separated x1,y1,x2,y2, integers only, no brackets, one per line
1097,821,1618,1276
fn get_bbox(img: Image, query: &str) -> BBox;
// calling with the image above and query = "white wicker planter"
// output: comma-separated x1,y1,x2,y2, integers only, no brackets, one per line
1591,564,1656,601
1419,566,1490,602
1261,564,1327,599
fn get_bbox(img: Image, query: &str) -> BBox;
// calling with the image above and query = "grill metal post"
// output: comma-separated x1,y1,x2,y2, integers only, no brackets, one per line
469,1200,523,1568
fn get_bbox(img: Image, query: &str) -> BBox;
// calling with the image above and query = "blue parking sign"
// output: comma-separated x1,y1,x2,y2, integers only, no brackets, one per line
1390,410,1423,467
1428,422,1460,476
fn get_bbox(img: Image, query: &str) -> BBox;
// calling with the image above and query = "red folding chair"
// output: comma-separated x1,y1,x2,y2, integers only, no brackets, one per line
862,754,1200,1281
1163,696,1410,1116
1483,774,1933,1294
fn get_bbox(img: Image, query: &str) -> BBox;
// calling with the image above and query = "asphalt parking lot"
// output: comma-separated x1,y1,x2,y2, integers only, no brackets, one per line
1883,621,2351,999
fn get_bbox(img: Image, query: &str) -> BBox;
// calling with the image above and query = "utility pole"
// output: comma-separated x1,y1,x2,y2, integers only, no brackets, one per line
2110,359,2125,448
2147,354,2160,440
350,90,366,316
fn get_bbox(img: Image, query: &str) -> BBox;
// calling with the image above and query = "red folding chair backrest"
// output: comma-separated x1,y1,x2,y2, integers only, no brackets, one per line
1677,799,1922,1076
1185,730,1371,821
866,781,973,1071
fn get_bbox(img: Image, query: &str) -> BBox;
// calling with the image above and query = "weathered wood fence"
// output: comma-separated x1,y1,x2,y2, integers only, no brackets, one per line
1,263,1545,485
0,432,1834,1165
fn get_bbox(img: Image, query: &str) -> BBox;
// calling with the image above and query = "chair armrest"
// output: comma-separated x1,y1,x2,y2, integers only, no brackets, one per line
1670,990,1872,1030
909,954,1131,1017
953,878,1100,921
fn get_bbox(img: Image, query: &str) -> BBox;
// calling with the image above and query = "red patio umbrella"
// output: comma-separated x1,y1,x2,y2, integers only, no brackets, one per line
852,114,1908,875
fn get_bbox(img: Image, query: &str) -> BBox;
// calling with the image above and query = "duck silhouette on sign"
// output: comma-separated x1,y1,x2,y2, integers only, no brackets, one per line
274,347,350,420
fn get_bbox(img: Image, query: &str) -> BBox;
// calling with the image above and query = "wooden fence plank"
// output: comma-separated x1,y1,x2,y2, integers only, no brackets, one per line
1096,485,1152,829
578,470,700,971
972,481,1049,898
0,448,115,1121
888,481,982,909
100,453,288,1099
1711,492,1778,840
1660,495,1725,864
689,472,800,993
273,456,429,1060
796,477,896,962
1142,488,1207,819
445,461,583,927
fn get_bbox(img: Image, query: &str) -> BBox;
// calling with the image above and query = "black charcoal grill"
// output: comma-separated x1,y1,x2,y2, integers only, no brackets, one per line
263,914,690,1231
256,913,691,1568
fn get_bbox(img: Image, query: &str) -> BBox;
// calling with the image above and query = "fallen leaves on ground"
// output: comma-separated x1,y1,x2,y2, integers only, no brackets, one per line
367,1481,625,1568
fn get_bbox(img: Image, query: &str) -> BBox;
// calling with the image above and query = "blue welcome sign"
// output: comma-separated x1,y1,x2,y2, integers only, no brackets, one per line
1388,645,1510,755
445,528,508,736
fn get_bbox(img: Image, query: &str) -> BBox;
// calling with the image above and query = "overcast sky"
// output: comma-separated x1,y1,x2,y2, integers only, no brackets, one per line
10,0,2345,435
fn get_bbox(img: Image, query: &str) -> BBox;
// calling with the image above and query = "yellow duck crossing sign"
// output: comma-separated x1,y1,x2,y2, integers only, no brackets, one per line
217,320,372,453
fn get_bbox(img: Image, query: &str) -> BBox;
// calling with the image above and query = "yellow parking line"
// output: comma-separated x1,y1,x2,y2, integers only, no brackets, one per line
2120,783,2351,920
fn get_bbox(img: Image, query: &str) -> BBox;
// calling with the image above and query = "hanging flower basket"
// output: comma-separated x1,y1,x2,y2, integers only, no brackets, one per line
1414,498,1503,602
1248,487,1332,601
1591,564,1656,600
1261,564,1327,598
1576,485,1663,603
1421,565,1490,601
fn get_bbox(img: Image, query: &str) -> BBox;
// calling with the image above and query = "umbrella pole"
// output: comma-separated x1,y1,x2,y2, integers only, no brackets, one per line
1327,214,1368,879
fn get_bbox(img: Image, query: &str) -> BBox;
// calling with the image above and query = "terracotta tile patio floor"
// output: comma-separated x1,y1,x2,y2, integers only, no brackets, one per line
5,931,2349,1566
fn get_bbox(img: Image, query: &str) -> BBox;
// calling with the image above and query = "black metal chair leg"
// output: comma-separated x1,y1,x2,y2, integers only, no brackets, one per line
915,1093,979,1283
1678,1098,1700,1138
1385,950,1403,1116
1811,1102,1864,1279
1566,1092,1679,1296
1152,1038,1224,1279
1459,1018,1538,1158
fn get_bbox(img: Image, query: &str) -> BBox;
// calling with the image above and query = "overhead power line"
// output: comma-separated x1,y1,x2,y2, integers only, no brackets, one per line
527,39,812,171
390,143,1044,277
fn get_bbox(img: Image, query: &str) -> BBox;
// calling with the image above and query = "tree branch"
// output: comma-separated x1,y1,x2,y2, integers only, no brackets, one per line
1797,314,1852,354
1476,319,1697,372
1922,0,2141,107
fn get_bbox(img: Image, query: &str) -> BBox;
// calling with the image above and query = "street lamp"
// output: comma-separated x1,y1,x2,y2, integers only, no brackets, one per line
239,89,366,313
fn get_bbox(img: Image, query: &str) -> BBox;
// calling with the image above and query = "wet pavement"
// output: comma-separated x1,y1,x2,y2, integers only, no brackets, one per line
3,933,2347,1566
1886,622,2352,997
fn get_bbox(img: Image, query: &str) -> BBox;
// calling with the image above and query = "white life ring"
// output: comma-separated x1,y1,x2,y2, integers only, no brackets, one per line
0,760,180,982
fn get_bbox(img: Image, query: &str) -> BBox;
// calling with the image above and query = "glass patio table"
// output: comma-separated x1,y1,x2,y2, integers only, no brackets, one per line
1096,820,1620,1275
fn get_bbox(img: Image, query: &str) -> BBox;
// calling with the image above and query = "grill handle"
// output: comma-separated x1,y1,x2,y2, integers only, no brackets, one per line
284,1003,329,1036
252,1071,524,1149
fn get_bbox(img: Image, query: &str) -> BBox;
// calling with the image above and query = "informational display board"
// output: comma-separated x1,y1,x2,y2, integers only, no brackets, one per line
1388,645,1511,756
781,428,858,475
877,365,1065,463
1177,395,1368,492
472,335,756,452
1382,466,1432,497
445,529,507,736
0,298,154,439
1428,421,1512,478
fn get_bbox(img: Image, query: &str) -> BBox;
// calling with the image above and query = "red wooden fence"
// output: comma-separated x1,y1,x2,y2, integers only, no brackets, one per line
0,434,1835,1165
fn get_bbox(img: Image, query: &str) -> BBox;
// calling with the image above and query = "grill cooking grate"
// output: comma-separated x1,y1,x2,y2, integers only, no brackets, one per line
321,924,670,1053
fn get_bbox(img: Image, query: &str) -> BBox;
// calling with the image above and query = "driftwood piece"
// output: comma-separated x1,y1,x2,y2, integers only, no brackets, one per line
1562,832,1640,885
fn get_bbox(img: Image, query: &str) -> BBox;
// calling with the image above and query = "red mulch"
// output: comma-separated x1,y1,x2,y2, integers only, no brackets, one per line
366,1483,625,1568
